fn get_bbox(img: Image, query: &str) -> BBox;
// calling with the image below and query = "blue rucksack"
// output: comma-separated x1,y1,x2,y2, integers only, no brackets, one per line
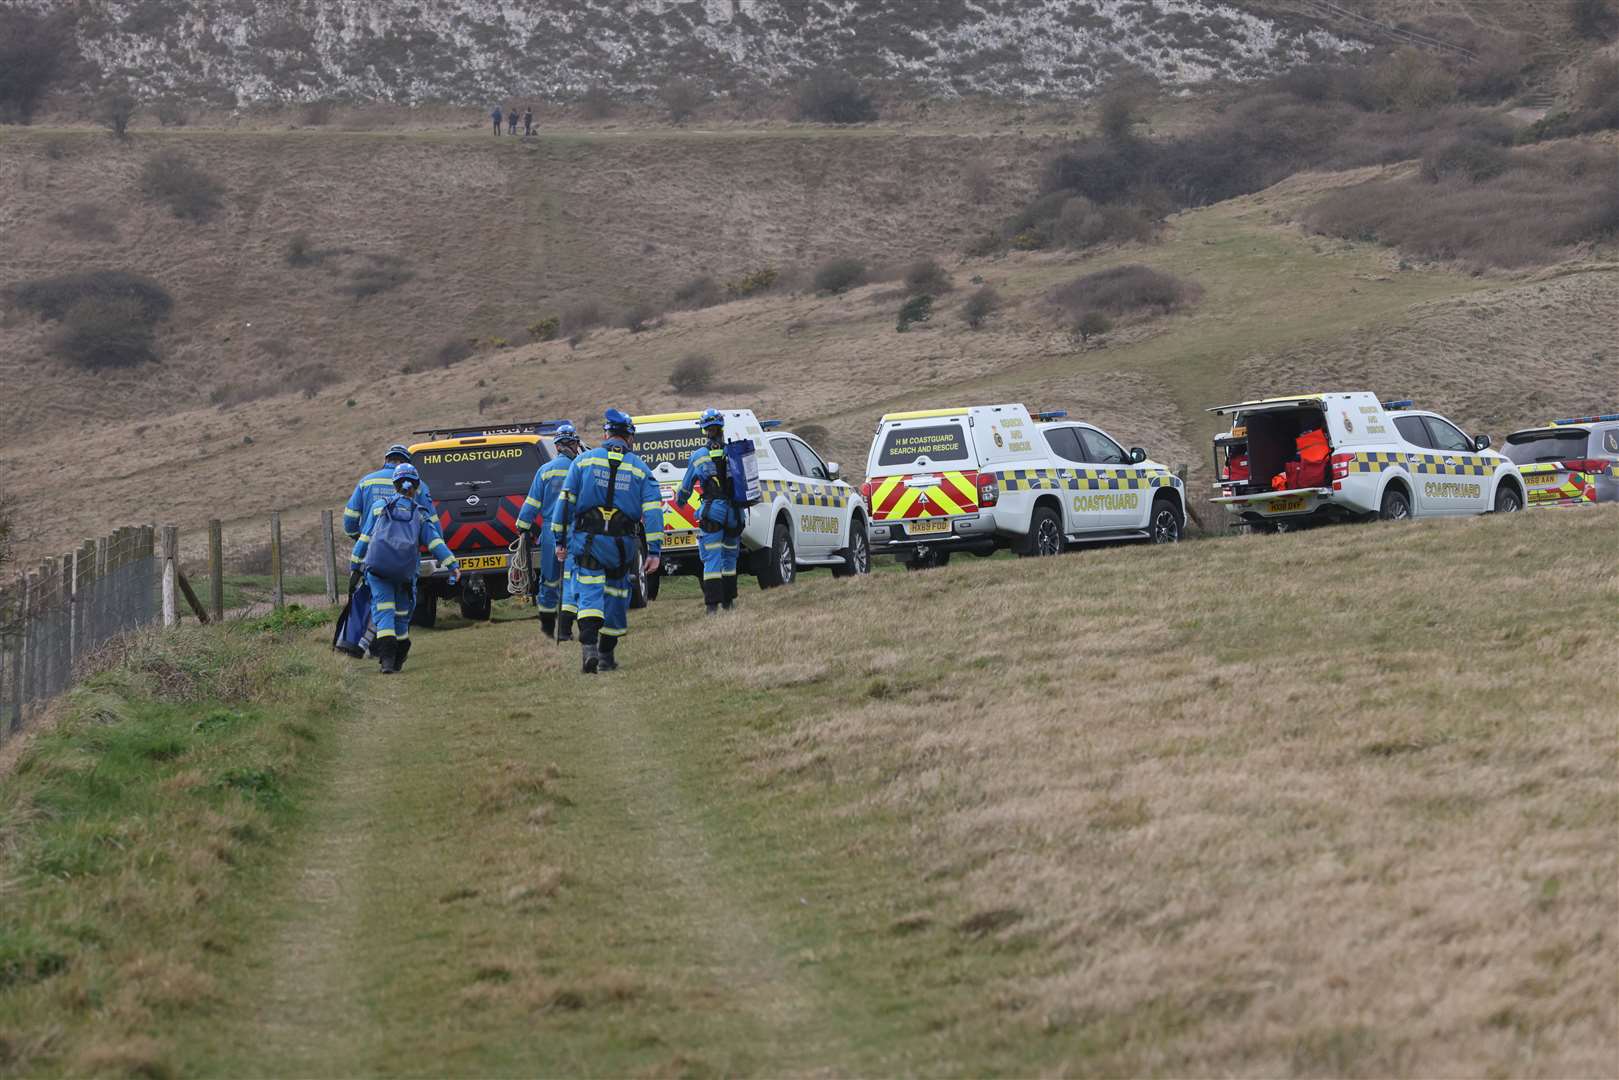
364,497,423,582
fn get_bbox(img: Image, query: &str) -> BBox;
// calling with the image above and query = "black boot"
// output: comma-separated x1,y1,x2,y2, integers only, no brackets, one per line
598,636,619,672
702,577,723,615
394,639,412,672
376,638,398,675
555,611,575,642
538,612,557,638
578,617,602,674
722,574,738,611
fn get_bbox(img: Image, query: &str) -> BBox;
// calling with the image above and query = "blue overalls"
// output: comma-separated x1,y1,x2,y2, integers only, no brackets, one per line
343,465,433,540
550,438,662,662
350,500,456,644
677,442,747,612
515,448,578,628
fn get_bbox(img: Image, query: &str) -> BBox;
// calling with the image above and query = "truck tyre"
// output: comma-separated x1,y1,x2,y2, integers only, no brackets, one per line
904,549,951,571
458,579,492,621
1378,486,1412,522
831,517,871,578
1017,506,1064,557
411,584,438,628
1492,484,1522,514
645,571,661,602
1149,496,1184,544
756,518,796,589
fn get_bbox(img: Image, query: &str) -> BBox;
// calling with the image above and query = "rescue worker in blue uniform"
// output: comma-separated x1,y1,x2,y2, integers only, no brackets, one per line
514,422,584,640
550,409,663,674
349,464,459,674
675,408,747,614
343,443,433,541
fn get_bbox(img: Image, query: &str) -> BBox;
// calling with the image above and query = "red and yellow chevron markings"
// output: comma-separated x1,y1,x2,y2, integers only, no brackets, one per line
868,471,979,520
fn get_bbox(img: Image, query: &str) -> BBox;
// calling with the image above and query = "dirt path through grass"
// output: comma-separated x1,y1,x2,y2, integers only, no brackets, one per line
177,611,846,1075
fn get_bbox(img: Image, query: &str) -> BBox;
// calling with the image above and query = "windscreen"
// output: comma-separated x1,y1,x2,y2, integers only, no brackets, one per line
875,423,971,468
1505,430,1590,465
413,442,547,496
636,429,709,471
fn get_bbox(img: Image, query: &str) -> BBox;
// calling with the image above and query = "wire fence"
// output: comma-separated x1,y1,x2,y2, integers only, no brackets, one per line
0,511,345,746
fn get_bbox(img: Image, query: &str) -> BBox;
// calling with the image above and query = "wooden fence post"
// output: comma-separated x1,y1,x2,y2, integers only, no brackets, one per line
321,509,338,605
270,512,285,611
9,576,24,732
208,519,224,622
161,525,178,628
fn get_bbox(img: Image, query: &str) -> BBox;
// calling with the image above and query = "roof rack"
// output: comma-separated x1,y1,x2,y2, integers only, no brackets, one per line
1551,413,1619,426
1380,399,1414,411
1035,410,1068,422
411,421,568,440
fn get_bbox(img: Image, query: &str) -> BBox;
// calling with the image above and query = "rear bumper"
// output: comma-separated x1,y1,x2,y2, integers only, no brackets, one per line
1210,487,1365,522
870,513,998,555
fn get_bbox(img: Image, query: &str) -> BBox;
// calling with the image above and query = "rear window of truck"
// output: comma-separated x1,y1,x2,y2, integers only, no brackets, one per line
636,430,710,471
414,443,545,496
1505,431,1591,464
877,424,971,466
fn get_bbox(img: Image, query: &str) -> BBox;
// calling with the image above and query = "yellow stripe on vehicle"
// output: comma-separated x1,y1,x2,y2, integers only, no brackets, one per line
889,488,921,518
926,486,965,515
945,472,977,503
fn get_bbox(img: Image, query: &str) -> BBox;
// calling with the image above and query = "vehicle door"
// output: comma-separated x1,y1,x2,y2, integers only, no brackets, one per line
1393,414,1441,516
1421,414,1490,514
769,436,820,558
785,436,846,555
1039,426,1094,534
1077,426,1147,529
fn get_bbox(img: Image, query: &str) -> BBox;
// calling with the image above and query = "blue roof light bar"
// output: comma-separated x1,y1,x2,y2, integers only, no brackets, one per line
1551,413,1619,426
1380,399,1414,411
1035,409,1069,422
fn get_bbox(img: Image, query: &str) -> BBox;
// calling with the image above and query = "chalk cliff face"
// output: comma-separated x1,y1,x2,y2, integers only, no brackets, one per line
30,0,1362,103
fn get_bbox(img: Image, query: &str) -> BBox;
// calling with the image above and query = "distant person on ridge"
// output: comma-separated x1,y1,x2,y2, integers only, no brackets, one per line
508,108,519,135
523,107,534,136
491,105,503,134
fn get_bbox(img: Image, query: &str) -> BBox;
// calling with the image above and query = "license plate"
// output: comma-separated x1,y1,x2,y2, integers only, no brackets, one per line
907,518,950,535
1265,495,1308,514
459,553,508,571
664,531,698,550
1527,473,1562,486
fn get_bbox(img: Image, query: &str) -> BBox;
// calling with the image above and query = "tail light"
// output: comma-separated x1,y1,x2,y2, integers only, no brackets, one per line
860,479,877,503
977,472,999,507
1331,453,1353,481
1560,459,1612,475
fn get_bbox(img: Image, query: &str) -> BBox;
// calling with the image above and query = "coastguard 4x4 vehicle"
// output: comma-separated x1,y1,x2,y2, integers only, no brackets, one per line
408,421,569,624
633,410,871,593
1209,393,1525,529
1502,413,1619,508
861,404,1187,568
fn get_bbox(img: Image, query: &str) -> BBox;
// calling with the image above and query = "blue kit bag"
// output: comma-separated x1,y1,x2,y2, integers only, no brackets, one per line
333,580,371,655
363,497,423,582
724,439,762,507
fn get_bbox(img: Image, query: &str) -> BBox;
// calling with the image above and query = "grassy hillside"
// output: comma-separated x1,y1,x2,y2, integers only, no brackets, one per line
2,508,1613,1075
6,138,1616,568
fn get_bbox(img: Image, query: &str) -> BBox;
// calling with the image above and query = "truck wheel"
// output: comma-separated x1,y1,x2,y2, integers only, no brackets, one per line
1149,497,1184,544
1017,506,1064,557
831,517,871,578
1378,486,1412,522
411,585,438,628
756,519,796,589
458,580,492,621
629,538,650,609
645,571,661,602
1492,484,1522,514
904,549,951,571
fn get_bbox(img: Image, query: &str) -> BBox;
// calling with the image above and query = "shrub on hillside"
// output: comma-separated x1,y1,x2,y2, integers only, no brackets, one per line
0,9,75,124
1373,49,1457,112
527,316,560,342
301,100,334,126
432,337,474,368
560,298,607,337
725,268,779,299
49,297,160,369
659,79,705,124
580,83,615,120
1049,265,1199,321
1571,0,1619,41
670,353,714,393
962,286,1000,329
1421,138,1510,183
620,301,662,333
903,258,951,295
48,202,119,243
896,294,934,332
97,85,139,139
339,257,414,300
10,269,173,324
140,150,225,222
1531,58,1619,139
1074,311,1113,343
154,98,189,127
1456,38,1527,103
1307,143,1619,267
813,257,867,294
795,68,877,124
291,363,339,398
672,275,722,309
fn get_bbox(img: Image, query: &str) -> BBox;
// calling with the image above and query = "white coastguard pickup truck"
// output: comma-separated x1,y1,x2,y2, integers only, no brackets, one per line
861,404,1187,568
1209,393,1526,530
633,410,871,594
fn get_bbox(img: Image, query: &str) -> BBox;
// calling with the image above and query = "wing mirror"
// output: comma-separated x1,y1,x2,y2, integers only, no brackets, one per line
1129,447,1148,464
825,461,841,480
1472,434,1492,452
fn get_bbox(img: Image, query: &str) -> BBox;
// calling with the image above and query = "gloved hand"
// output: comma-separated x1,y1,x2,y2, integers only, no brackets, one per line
348,567,363,594
643,554,661,575
447,566,461,586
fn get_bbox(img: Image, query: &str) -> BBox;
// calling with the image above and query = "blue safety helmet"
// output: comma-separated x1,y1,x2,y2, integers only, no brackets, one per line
385,443,413,463
603,408,635,436
554,421,580,445
697,408,724,430
391,463,421,490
